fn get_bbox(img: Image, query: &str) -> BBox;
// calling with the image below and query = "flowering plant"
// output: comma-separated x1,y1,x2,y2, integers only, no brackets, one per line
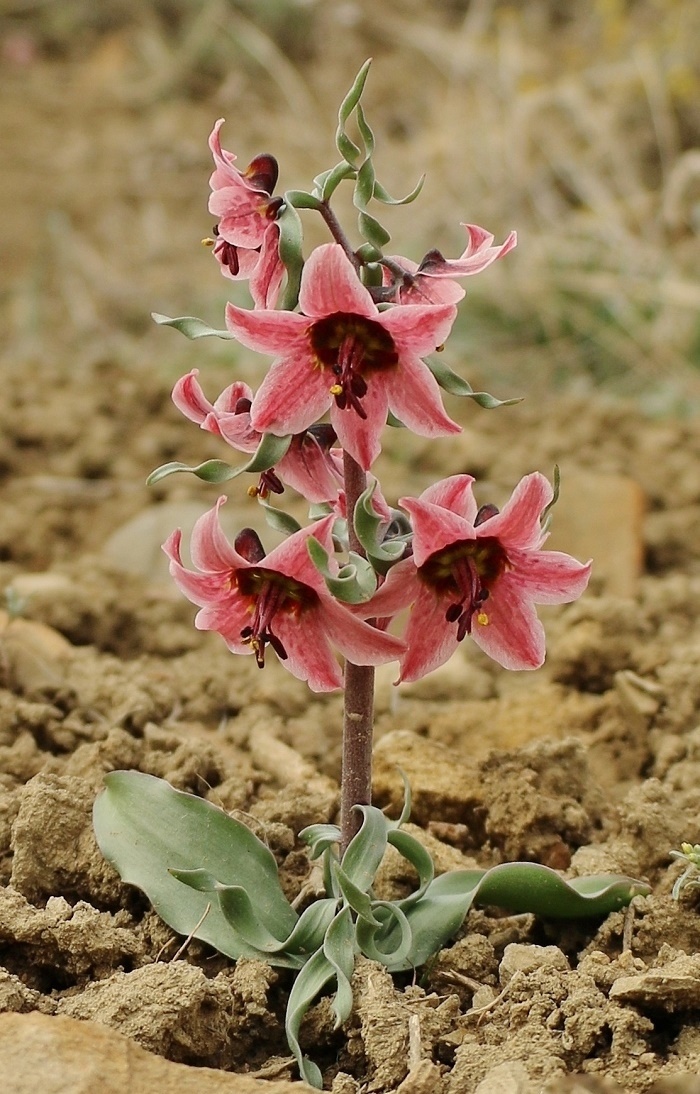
93,62,649,1087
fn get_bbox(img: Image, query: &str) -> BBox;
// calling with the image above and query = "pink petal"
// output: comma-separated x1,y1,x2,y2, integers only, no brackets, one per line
172,370,214,425
330,379,388,470
278,438,343,503
189,497,248,573
163,532,234,608
470,574,545,670
320,599,406,665
384,354,461,441
209,410,259,453
250,353,331,437
274,612,344,691
420,226,517,278
401,496,475,567
195,600,252,648
507,549,592,604
357,558,420,619
419,475,478,523
381,302,457,358
249,223,284,309
299,243,376,319
399,278,466,306
399,586,460,682
480,473,551,550
225,302,309,356
263,516,336,591
213,380,254,415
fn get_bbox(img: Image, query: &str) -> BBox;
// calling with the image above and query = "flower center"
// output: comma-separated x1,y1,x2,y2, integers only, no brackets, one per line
419,537,509,641
236,568,317,668
310,313,399,419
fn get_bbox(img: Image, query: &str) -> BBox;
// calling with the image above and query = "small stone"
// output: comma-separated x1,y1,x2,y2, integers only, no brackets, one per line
499,943,570,986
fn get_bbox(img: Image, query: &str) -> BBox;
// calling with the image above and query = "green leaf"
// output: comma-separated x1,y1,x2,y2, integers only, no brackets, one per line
357,209,391,249
540,464,560,532
284,189,323,211
151,313,234,340
146,432,293,487
259,499,302,537
323,907,356,1028
357,900,412,967
373,176,425,206
285,946,336,1088
354,480,408,574
336,59,372,166
316,161,356,203
300,823,341,861
306,537,377,604
369,863,650,973
92,771,300,968
333,860,381,926
355,103,375,158
426,356,521,408
353,157,376,211
277,199,305,312
340,805,391,893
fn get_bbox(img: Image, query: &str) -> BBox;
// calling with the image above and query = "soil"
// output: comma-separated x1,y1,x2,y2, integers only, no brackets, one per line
3,28,700,1094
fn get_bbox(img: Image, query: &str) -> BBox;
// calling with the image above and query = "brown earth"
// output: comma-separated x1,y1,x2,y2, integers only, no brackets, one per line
2,16,700,1094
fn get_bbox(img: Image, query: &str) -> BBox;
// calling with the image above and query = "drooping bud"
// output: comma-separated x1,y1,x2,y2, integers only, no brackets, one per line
234,527,266,563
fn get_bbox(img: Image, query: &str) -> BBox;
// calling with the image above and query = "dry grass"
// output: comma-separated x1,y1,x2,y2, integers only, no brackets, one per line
2,0,700,405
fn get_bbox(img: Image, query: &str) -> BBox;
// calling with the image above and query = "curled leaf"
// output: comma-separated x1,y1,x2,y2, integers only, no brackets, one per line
306,536,377,604
426,356,521,408
146,432,293,487
151,313,233,340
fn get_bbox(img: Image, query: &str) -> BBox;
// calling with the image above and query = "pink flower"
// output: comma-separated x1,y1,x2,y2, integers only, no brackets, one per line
207,120,285,309
362,473,591,680
163,500,406,692
382,224,517,305
224,243,461,469
172,370,343,503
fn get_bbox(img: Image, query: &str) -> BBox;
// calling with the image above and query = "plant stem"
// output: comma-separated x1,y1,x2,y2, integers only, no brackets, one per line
318,201,363,276
340,450,375,856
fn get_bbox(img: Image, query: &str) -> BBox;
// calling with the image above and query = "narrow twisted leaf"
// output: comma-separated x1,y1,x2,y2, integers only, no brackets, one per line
373,176,425,207
357,900,412,967
336,59,372,165
151,312,233,340
339,805,391,892
146,432,293,487
315,161,356,203
323,907,356,1028
285,946,336,1088
92,771,300,967
426,356,521,408
284,189,323,211
540,464,561,532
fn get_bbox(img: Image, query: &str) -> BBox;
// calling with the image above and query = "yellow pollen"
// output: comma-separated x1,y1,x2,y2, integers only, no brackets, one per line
201,237,215,247
246,484,259,498
329,383,343,396
477,612,489,626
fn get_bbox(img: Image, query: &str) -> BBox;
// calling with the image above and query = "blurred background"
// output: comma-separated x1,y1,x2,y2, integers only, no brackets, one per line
2,0,700,409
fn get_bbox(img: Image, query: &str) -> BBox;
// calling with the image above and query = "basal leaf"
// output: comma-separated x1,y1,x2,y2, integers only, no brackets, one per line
93,771,299,966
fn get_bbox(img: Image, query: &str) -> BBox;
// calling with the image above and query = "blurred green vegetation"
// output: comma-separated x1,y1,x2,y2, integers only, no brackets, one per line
2,0,699,406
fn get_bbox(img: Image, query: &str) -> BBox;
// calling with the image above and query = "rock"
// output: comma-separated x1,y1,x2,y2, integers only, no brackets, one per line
0,1012,313,1093
499,943,570,986
58,963,234,1067
610,951,700,1012
474,1061,532,1093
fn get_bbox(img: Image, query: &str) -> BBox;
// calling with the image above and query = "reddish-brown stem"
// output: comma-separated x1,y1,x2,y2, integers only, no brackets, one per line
318,201,364,277
340,450,374,856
